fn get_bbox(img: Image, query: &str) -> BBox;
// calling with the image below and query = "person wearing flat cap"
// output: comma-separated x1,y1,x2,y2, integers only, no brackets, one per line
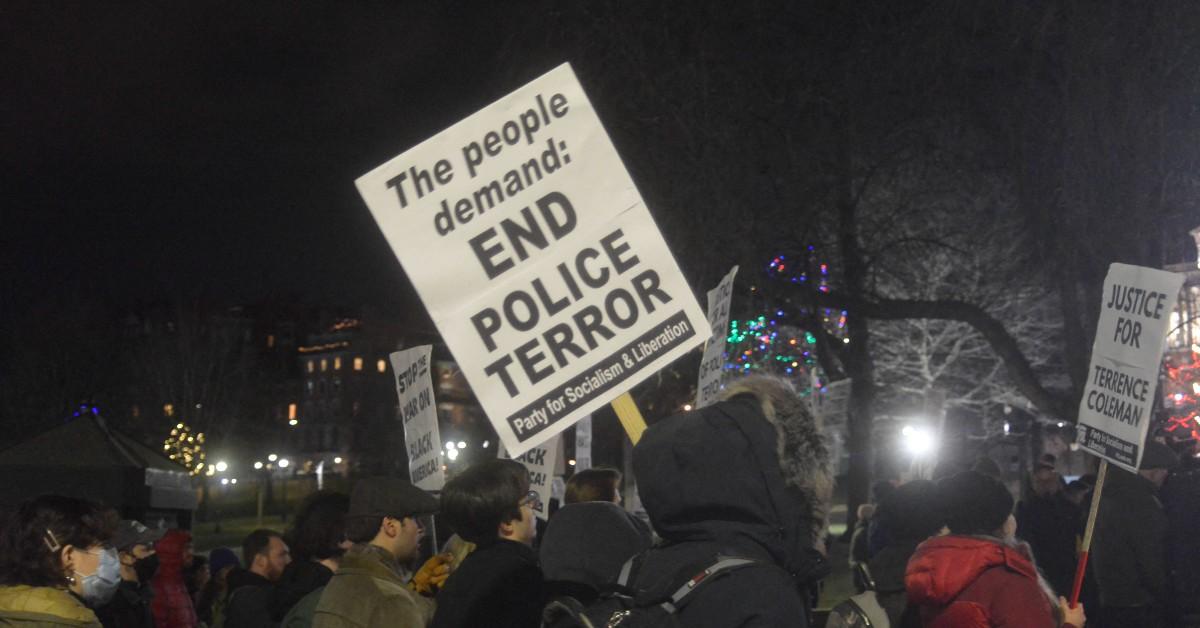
1091,438,1181,628
95,520,163,628
311,477,439,628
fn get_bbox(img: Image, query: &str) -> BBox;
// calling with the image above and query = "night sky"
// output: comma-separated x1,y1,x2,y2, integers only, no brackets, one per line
3,4,539,321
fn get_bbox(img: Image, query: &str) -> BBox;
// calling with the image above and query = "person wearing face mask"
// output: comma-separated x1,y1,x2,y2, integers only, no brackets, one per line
0,494,120,627
94,519,163,628
906,470,1087,628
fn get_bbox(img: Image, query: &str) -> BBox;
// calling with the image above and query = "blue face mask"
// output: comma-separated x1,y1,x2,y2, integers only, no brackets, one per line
78,547,121,605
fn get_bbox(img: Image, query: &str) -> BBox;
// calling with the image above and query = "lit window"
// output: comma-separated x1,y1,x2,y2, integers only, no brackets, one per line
334,356,342,370
288,403,297,420
267,334,276,348
320,359,328,372
354,357,363,371
377,359,387,373
131,405,140,418
307,360,314,373
163,404,174,417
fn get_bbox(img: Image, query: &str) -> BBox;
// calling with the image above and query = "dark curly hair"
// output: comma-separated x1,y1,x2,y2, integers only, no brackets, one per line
0,494,117,587
441,459,529,546
284,491,350,561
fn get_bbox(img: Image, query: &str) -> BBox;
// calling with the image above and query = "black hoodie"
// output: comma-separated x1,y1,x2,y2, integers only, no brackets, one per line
629,377,831,628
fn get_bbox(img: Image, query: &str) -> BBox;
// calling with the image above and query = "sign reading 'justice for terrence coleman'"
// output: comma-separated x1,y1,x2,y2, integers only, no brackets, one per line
356,63,709,456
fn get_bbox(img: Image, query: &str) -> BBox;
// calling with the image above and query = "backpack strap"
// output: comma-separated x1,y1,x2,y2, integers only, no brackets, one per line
658,556,757,614
616,552,646,588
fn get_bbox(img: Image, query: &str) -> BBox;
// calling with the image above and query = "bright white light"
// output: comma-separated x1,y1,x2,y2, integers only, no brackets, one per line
457,441,466,449
278,458,290,469
1176,393,1185,402
288,419,298,426
445,441,456,451
482,440,489,448
1193,383,1200,395
1057,422,1065,428
334,456,343,464
568,459,577,466
902,426,936,456
1003,422,1011,435
683,404,693,411
230,478,238,485
215,461,228,473
253,461,263,470
220,478,229,485
447,448,459,461
268,454,278,462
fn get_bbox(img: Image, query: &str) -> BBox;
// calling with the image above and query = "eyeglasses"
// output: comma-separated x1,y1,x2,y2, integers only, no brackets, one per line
519,490,541,510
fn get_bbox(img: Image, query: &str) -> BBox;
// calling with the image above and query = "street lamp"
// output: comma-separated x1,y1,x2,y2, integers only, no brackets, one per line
268,453,278,462
278,458,290,469
253,461,263,470
215,461,228,473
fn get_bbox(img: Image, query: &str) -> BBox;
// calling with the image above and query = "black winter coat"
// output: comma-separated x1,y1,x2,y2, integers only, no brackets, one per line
224,568,277,628
628,394,827,628
95,580,154,628
432,539,545,628
270,560,333,621
1016,491,1081,596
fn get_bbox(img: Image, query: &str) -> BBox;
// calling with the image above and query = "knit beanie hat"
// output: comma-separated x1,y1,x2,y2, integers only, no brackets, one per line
938,470,1013,535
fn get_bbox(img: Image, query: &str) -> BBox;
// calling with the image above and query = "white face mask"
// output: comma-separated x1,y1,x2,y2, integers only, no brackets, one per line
77,547,121,605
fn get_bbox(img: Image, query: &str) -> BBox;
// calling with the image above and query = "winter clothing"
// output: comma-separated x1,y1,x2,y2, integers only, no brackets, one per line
111,521,162,553
150,529,198,628
539,501,652,601
223,568,277,628
1163,466,1200,627
868,539,921,626
279,586,322,628
1091,466,1169,622
1016,490,1082,596
866,479,941,626
312,544,433,628
432,539,543,628
348,477,439,519
939,470,1013,535
270,560,333,621
626,377,833,628
906,535,1072,628
208,548,240,580
93,580,153,628
0,585,101,627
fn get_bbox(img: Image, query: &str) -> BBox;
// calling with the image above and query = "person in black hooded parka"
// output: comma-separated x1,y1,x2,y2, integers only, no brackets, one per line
628,375,833,628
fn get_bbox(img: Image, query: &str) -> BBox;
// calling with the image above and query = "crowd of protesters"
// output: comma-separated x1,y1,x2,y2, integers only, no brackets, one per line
1,374,1198,627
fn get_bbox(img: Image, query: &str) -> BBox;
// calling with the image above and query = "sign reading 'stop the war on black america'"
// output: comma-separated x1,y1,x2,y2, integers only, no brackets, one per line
1076,263,1183,472
356,63,709,456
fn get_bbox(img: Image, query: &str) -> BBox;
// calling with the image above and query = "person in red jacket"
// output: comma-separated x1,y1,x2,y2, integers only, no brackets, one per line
905,470,1086,628
151,529,199,628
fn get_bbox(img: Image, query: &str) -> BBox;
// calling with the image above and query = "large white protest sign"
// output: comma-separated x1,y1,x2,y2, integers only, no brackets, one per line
389,346,445,491
500,436,560,521
1076,264,1184,472
574,414,592,471
696,266,738,408
357,63,709,456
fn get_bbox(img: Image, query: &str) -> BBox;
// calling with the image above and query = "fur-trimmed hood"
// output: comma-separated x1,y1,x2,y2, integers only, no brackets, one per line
633,375,832,572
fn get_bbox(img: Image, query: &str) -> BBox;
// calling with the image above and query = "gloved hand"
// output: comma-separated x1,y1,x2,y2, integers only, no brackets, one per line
409,553,452,596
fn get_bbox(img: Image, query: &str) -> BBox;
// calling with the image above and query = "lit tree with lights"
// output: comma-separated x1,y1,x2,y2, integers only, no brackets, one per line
162,421,208,476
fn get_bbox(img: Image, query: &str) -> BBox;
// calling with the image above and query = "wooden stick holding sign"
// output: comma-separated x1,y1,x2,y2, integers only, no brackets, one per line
610,392,647,444
1068,460,1107,609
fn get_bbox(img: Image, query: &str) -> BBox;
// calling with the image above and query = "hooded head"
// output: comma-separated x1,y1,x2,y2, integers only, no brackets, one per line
152,530,192,579
539,501,652,592
633,375,832,570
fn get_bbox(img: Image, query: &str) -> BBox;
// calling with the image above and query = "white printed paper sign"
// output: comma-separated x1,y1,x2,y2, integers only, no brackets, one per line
357,63,709,456
502,437,560,521
1076,264,1184,472
696,266,738,408
574,415,592,471
390,346,445,491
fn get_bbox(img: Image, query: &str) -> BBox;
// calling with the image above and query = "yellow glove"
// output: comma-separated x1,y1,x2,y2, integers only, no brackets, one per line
409,553,452,596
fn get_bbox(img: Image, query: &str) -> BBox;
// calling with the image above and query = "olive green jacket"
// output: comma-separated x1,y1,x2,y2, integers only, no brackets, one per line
312,545,433,628
0,586,102,627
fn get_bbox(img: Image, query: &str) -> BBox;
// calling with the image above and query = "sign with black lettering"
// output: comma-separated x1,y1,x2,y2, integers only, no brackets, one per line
696,266,738,408
1076,263,1184,472
357,63,709,456
500,436,560,521
390,346,445,490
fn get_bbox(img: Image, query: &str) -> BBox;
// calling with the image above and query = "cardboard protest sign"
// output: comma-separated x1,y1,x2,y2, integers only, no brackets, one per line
500,436,560,521
696,266,738,408
389,346,445,491
1076,263,1184,472
574,414,592,471
357,63,709,456
813,378,852,432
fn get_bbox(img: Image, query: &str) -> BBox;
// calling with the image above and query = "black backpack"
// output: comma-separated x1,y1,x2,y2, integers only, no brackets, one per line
541,554,760,628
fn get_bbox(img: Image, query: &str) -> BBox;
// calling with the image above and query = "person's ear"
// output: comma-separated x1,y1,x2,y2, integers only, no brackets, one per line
60,545,77,579
383,517,399,539
119,551,136,566
498,518,515,539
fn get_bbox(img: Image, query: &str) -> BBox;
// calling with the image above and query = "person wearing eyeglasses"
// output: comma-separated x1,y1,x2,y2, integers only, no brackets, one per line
433,458,544,628
0,494,120,627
